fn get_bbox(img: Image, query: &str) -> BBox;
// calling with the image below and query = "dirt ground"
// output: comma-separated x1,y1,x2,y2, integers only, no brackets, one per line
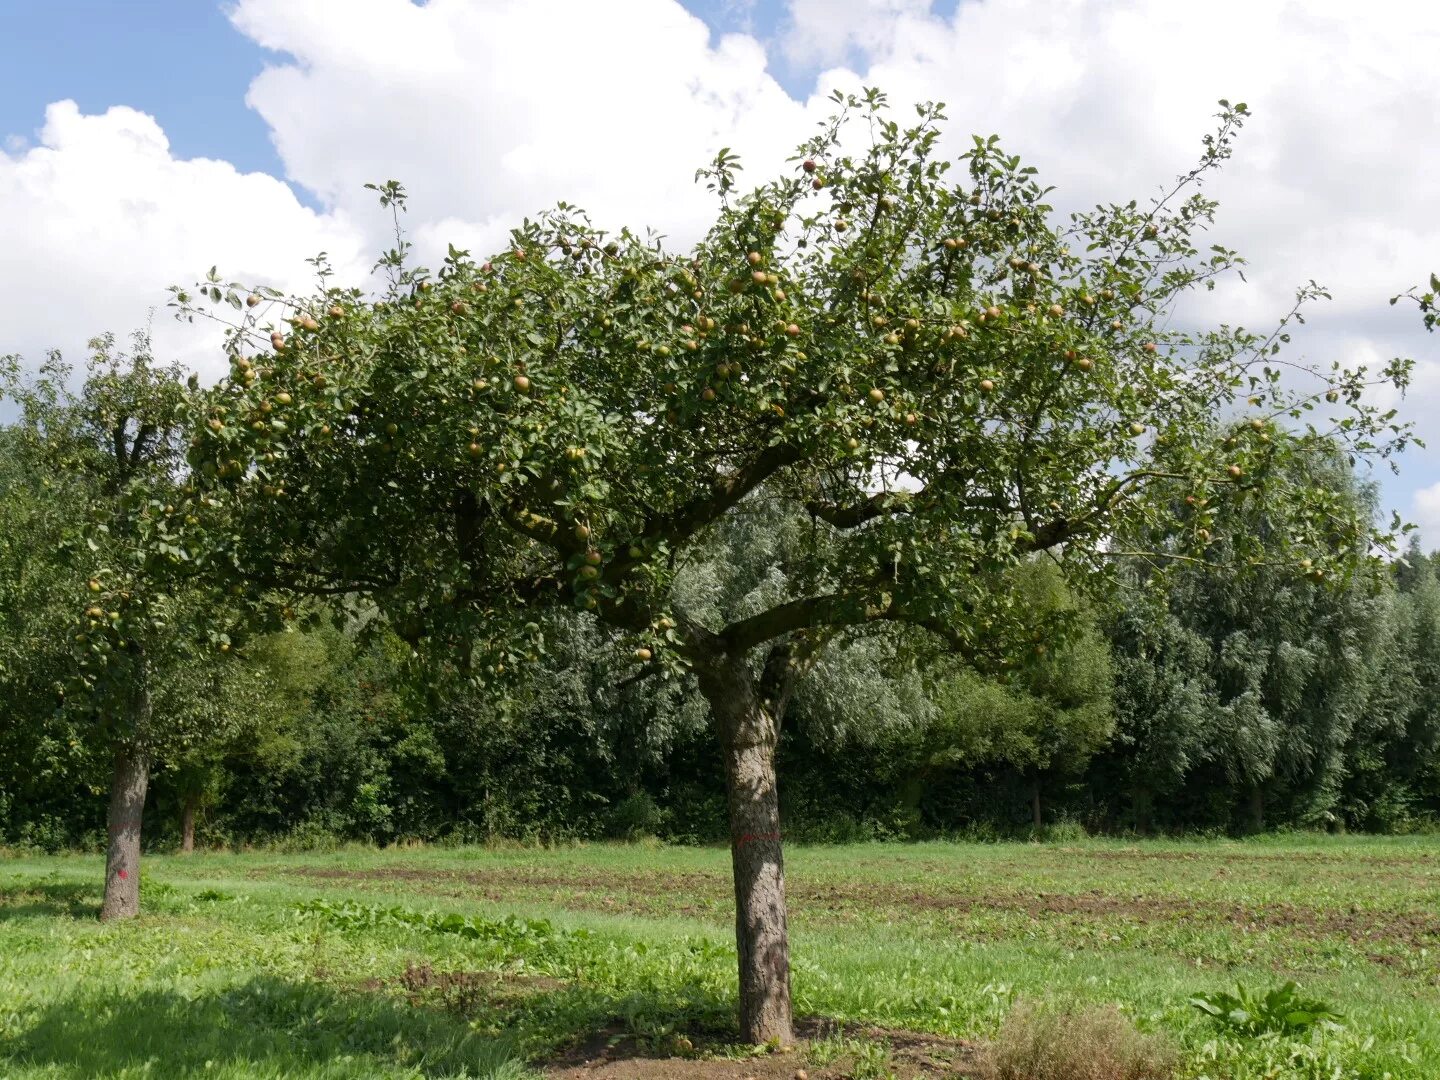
541,1020,978,1079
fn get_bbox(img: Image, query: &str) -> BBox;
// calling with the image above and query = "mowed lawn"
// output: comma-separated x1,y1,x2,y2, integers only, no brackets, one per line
2,835,1438,1078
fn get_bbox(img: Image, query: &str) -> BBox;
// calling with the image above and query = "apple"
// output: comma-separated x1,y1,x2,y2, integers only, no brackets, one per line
1142,342,1158,353
979,379,996,394
1047,304,1064,318
328,304,345,319
747,251,763,266
634,647,653,662
883,333,900,346
574,523,592,541
1250,418,1265,431
300,316,319,331
1227,465,1243,478
904,412,918,426
270,332,286,351
986,306,1002,320
846,437,860,451
275,392,292,405
1129,422,1146,436
385,423,399,436
585,550,603,567
868,387,886,403
468,441,483,459
246,294,261,308
628,545,644,558
785,323,801,337
578,565,599,581
513,375,531,392
702,387,717,402
802,159,817,173
1197,528,1211,542
812,178,824,191
87,579,101,593
1326,390,1339,403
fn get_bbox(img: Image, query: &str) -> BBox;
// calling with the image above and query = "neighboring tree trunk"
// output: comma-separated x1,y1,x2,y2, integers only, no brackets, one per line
100,652,152,922
1031,779,1043,830
1132,786,1154,835
695,649,793,1046
100,743,150,920
1246,785,1265,833
180,791,199,855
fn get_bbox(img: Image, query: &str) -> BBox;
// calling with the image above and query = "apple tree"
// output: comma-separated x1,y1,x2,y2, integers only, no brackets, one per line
1,335,246,918
176,91,1410,1042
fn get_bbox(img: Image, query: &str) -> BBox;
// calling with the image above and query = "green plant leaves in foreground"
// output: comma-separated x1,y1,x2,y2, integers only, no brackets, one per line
1189,981,1344,1038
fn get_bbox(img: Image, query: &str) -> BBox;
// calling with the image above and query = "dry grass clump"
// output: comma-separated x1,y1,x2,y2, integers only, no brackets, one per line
980,1002,1178,1080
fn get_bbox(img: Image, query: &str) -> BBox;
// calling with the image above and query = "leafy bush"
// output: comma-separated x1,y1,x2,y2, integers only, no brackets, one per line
1188,981,1343,1037
982,1003,1177,1080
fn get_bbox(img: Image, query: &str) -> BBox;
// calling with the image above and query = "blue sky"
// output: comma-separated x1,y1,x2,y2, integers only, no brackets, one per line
0,2,282,173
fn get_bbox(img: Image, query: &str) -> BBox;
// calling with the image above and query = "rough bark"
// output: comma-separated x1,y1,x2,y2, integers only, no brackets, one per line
695,649,794,1046
100,743,150,920
181,792,198,855
100,652,152,921
1031,780,1043,830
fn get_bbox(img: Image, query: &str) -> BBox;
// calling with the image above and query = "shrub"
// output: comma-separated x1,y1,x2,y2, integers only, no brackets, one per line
1188,981,1343,1037
982,1003,1177,1080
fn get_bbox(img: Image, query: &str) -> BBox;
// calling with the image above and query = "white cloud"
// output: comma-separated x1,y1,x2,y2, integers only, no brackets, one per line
1412,481,1440,545
0,100,364,382
231,0,807,259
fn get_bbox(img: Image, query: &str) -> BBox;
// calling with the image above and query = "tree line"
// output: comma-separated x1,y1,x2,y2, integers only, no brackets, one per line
5,449,1439,854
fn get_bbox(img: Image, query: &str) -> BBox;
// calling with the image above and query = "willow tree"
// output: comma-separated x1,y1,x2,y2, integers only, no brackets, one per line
177,91,1409,1042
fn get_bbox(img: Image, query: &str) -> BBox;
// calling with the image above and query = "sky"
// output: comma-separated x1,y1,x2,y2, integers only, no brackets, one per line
1,0,1437,536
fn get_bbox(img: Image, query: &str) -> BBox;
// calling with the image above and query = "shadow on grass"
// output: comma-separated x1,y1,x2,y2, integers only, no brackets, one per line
0,881,98,921
7,975,528,1079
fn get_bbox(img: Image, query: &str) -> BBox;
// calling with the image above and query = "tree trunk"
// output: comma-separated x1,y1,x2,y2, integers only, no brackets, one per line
100,743,150,920
1031,779,1043,830
100,651,152,922
1246,785,1265,834
181,792,198,855
1132,786,1154,835
695,650,793,1046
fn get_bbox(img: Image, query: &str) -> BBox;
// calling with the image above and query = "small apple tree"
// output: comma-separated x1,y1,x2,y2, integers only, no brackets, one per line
1,334,246,919
176,91,1409,1042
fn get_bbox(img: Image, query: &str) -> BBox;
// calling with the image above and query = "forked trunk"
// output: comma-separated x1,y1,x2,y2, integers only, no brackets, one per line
100,743,149,920
181,792,199,854
695,650,793,1046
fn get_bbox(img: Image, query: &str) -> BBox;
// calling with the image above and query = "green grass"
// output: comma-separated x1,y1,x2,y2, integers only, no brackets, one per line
2,835,1438,1078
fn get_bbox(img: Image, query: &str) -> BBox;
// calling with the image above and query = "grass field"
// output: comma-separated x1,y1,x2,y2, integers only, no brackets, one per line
2,835,1438,1078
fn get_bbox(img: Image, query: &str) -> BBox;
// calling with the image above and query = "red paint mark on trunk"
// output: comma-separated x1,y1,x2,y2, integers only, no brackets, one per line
117,869,128,879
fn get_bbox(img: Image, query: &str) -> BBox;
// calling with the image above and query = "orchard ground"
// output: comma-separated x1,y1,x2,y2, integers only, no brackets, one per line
2,835,1438,1079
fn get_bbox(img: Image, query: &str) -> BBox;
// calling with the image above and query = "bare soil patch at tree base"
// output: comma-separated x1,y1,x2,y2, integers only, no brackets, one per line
542,1019,977,1079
